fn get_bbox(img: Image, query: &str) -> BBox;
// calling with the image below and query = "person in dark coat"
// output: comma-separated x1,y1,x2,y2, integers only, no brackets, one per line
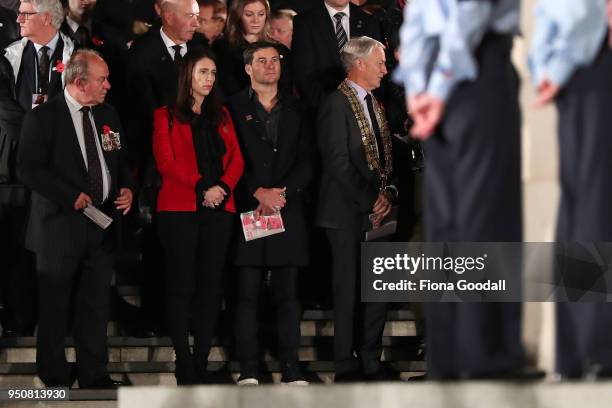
17,49,134,388
229,41,312,385
1,0,75,336
316,36,397,382
0,6,19,48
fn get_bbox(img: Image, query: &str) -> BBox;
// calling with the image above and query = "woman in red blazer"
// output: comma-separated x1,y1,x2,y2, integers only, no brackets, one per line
153,46,244,385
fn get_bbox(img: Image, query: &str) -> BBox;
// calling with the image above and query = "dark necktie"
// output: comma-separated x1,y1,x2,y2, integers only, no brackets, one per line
365,94,386,168
80,107,104,205
76,26,90,46
38,45,50,94
334,12,348,51
171,45,183,64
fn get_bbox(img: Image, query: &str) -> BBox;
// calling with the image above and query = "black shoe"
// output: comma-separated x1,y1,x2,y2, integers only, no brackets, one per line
175,358,200,386
363,365,400,382
334,370,363,383
281,362,309,385
80,376,125,389
459,367,545,381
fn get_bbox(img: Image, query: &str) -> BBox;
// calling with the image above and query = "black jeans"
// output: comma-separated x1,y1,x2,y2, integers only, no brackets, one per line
157,210,233,367
235,266,301,376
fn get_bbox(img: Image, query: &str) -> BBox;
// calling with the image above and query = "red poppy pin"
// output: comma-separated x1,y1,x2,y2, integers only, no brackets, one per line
52,60,65,73
103,124,112,134
92,36,104,46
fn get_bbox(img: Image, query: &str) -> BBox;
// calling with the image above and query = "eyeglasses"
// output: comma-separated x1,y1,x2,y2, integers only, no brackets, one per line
184,12,199,19
17,11,39,20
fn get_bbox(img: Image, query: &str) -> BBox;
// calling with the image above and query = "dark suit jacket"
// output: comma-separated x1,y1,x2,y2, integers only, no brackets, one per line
0,51,23,185
291,2,382,113
229,88,312,267
17,94,135,256
0,6,19,48
126,29,209,164
316,89,387,231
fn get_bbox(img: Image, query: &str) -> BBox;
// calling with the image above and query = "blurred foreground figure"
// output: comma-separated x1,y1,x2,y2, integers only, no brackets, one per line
398,0,525,379
530,0,612,380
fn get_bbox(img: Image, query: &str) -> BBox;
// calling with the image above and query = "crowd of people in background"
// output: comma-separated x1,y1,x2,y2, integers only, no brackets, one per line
1,0,612,390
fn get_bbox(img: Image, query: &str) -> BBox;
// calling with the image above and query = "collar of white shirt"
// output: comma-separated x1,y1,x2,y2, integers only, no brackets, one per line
160,27,187,59
66,16,93,36
347,79,370,103
33,32,60,56
64,88,86,115
324,2,350,24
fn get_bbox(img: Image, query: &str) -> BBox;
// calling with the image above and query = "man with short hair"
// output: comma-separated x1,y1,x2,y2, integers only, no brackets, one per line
196,0,226,44
270,8,296,49
229,41,312,386
127,0,207,335
317,36,397,382
60,0,96,47
18,49,134,388
1,0,75,336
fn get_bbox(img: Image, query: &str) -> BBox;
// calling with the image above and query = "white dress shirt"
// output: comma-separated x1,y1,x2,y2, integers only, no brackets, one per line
32,32,59,88
324,1,350,39
160,27,187,60
64,89,111,201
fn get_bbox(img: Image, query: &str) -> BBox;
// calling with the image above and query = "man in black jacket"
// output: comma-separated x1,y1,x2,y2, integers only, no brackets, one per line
229,41,312,386
1,0,75,336
292,0,382,113
17,49,134,388
317,36,396,382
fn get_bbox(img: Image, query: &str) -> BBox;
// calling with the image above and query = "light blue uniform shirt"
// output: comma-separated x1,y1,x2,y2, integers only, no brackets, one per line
395,0,520,101
529,0,607,88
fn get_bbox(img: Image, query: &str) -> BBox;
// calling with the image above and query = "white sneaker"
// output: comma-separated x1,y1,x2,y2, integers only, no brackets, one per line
237,377,259,386
281,379,309,386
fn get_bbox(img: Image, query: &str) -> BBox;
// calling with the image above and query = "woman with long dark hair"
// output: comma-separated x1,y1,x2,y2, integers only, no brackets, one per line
152,46,244,385
212,0,292,97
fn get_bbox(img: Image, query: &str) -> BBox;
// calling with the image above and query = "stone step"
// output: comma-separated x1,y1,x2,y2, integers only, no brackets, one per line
103,320,417,337
0,345,420,364
0,361,426,375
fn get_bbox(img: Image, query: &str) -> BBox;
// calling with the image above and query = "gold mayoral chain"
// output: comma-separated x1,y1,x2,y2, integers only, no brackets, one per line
338,79,393,188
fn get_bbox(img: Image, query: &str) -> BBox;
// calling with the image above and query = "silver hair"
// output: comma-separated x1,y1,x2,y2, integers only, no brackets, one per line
21,0,65,30
64,49,104,84
340,36,385,73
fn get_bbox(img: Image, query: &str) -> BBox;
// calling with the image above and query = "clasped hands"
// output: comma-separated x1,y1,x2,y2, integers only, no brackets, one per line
254,186,287,217
73,188,133,215
203,185,227,208
408,94,445,141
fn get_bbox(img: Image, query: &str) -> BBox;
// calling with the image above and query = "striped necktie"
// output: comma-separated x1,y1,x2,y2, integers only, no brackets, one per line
334,12,348,52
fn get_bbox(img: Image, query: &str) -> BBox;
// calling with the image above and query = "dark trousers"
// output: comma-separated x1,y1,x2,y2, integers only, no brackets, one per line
235,266,301,375
423,34,523,378
0,199,37,333
326,226,387,375
157,210,232,367
555,41,612,377
35,226,114,387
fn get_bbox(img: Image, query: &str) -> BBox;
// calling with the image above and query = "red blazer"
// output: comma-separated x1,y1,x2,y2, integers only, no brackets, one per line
153,106,244,213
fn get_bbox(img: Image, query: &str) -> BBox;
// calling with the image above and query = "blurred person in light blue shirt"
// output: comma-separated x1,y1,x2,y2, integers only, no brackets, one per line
396,0,519,139
530,0,612,380
529,0,608,106
395,0,529,380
